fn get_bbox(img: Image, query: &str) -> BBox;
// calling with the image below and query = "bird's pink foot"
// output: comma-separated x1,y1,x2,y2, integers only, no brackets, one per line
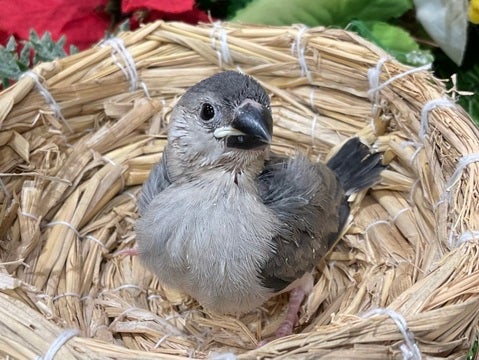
275,287,306,338
116,247,138,256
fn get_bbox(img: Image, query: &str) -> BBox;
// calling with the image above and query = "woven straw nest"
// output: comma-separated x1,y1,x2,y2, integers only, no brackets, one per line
1,20,479,360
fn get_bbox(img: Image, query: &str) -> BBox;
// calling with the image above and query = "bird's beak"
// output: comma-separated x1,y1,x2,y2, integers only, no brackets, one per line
214,99,273,150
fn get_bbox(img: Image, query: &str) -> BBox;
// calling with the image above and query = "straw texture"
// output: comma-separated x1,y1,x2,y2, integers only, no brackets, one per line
1,21,479,359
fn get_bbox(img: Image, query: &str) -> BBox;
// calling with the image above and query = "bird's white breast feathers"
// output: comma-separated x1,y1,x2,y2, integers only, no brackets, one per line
136,171,280,314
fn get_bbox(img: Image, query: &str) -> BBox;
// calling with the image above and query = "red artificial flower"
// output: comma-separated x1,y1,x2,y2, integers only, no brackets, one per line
0,0,110,50
0,0,210,51
122,0,210,29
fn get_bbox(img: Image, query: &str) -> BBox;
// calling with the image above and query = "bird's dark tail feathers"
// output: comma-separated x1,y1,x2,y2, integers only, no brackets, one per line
327,137,385,195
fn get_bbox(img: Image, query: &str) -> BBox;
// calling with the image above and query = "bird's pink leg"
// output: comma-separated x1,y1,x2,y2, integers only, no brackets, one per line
116,247,138,256
275,287,306,338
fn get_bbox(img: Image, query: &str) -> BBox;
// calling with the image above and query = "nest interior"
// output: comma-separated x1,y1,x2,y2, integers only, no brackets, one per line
1,21,479,359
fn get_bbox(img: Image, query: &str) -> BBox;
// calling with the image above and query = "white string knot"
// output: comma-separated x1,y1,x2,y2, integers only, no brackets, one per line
291,25,312,82
368,62,431,100
362,308,421,360
210,21,233,68
21,71,71,132
103,37,148,95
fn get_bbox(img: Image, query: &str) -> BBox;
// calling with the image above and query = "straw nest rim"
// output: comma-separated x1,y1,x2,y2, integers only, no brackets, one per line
1,20,479,359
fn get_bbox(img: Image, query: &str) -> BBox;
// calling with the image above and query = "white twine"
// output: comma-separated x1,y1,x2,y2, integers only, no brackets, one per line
123,190,138,203
20,211,40,221
309,88,316,110
309,89,319,146
365,219,390,233
455,230,479,247
210,352,237,360
235,65,245,74
147,294,164,301
101,155,127,190
311,115,318,147
210,21,233,68
410,145,424,166
45,221,81,238
367,56,390,102
36,328,80,360
291,25,312,82
419,98,455,140
153,334,170,349
445,153,479,192
21,71,72,132
85,235,108,250
80,295,93,302
107,284,146,293
399,140,424,166
52,292,81,302
362,308,421,360
140,81,151,99
103,37,149,95
368,63,432,99
442,153,479,247
102,155,118,166
392,207,411,223
408,178,421,205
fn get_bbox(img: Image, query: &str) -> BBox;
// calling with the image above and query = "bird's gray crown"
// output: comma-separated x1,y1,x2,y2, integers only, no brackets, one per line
178,71,271,110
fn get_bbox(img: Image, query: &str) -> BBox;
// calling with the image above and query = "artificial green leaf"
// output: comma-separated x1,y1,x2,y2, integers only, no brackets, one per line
232,0,413,27
29,29,40,43
19,42,32,66
348,20,433,66
27,30,67,63
6,36,17,52
1,30,77,89
349,20,418,52
69,44,79,55
0,40,23,81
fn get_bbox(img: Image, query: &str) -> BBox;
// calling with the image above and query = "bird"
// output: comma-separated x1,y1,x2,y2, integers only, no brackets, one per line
135,71,384,339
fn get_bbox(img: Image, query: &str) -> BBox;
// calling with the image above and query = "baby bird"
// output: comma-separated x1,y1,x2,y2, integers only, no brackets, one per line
135,71,384,338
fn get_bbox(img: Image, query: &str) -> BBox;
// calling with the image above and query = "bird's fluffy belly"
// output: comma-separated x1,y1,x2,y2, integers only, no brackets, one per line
136,179,280,313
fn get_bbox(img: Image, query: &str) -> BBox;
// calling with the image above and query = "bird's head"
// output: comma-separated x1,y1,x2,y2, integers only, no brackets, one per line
166,71,273,179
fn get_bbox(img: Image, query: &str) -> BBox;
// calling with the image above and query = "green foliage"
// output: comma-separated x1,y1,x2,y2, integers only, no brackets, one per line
232,0,413,27
0,37,27,88
434,48,479,126
348,20,433,66
0,30,75,89
467,338,478,360
454,64,479,126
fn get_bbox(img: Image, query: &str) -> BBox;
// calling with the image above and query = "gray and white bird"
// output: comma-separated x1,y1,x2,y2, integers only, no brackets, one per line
136,71,384,338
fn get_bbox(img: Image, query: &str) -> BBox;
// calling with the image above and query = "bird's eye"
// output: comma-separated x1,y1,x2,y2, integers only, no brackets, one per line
200,103,215,121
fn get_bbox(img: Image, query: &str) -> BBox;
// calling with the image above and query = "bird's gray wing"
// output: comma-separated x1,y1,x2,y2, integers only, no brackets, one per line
257,153,349,292
138,151,172,216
